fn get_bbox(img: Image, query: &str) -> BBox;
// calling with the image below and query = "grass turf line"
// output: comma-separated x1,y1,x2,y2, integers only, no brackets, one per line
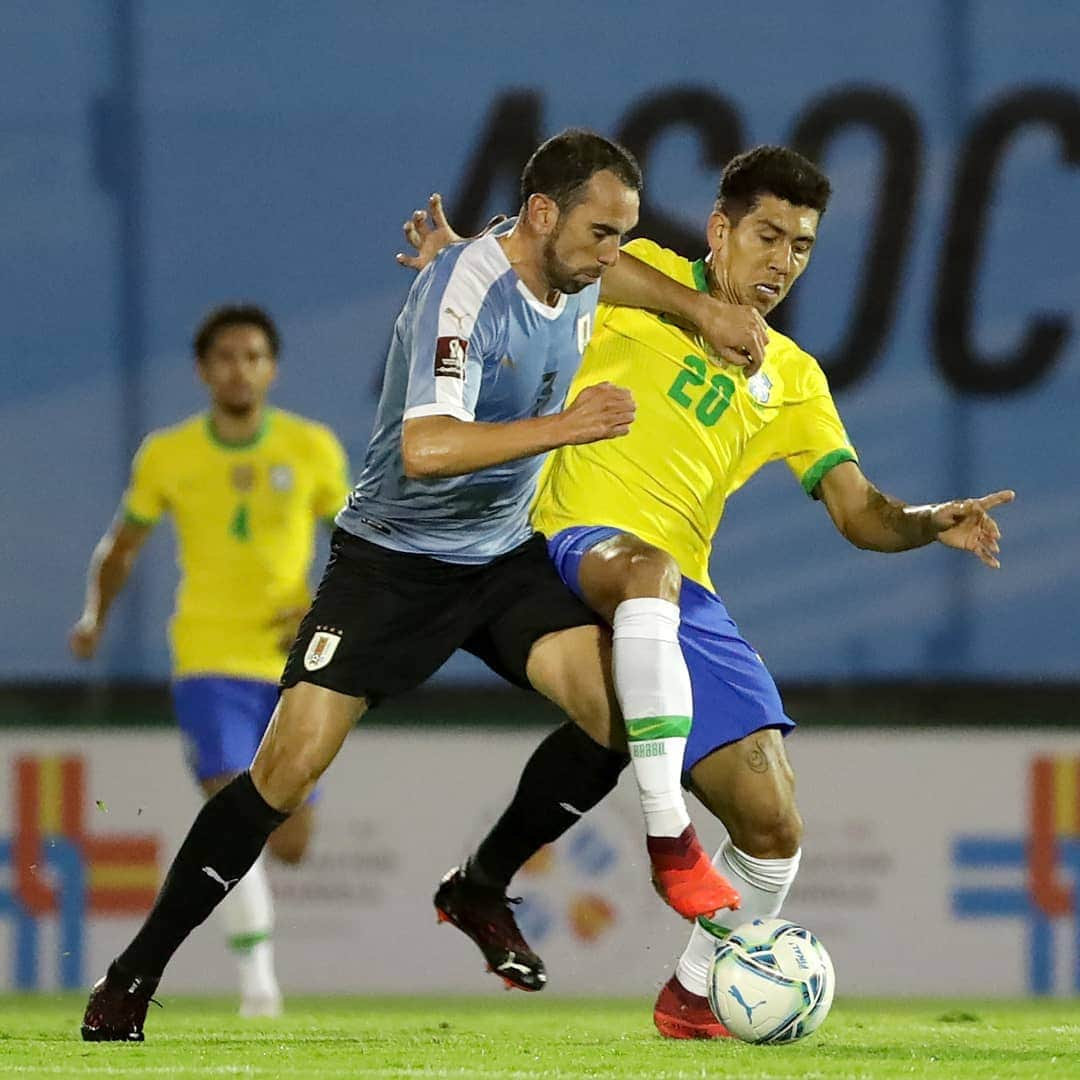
0,995,1077,1079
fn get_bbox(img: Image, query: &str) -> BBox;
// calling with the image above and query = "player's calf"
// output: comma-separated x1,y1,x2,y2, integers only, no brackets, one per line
267,802,315,864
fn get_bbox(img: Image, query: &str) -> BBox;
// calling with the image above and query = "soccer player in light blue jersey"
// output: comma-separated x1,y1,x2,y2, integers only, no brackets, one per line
82,129,769,1040
339,214,607,559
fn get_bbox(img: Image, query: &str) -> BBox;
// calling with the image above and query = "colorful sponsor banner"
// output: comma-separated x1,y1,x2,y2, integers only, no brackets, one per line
1,729,1077,997
0,749,160,990
952,755,1080,994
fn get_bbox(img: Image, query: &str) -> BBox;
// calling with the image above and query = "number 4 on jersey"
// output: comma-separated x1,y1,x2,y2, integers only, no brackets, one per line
229,503,251,542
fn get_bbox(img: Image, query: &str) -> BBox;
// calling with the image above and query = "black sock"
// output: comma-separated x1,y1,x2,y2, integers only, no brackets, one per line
468,722,629,891
116,772,288,979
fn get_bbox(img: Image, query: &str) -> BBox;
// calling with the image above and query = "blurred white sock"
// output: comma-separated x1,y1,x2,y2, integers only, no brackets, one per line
220,854,282,1015
237,940,282,1018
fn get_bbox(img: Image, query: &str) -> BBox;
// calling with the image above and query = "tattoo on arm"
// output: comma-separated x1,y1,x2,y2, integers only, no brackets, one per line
747,738,770,774
864,486,935,550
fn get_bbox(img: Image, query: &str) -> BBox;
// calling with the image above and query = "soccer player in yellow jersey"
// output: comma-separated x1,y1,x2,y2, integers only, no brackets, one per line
400,146,1012,1030
70,304,350,1017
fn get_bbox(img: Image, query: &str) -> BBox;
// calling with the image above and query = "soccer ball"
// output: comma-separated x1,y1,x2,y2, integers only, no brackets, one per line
706,918,835,1044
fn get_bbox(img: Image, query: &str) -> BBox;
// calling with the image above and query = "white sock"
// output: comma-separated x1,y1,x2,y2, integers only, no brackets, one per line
237,941,282,1017
675,840,801,996
612,597,693,838
219,854,281,1009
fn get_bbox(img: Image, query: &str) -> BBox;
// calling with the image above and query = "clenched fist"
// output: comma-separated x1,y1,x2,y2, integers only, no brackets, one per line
556,382,636,445
691,296,770,375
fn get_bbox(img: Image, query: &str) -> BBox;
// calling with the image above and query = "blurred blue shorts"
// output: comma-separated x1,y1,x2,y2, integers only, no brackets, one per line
546,525,794,773
171,676,281,783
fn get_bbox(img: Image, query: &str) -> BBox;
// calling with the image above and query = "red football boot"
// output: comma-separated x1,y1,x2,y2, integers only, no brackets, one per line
647,824,741,919
653,974,733,1040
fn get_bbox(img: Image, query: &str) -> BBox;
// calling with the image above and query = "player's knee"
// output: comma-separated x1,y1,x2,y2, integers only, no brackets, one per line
251,748,322,812
607,544,680,603
582,537,682,617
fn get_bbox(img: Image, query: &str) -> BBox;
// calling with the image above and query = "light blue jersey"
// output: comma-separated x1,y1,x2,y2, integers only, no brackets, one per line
338,225,599,562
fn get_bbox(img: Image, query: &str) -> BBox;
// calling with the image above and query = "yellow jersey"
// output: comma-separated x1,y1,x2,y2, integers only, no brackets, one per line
531,238,857,590
123,408,350,680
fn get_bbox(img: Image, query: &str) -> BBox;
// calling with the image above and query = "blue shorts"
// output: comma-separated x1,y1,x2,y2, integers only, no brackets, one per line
171,676,281,784
546,526,794,773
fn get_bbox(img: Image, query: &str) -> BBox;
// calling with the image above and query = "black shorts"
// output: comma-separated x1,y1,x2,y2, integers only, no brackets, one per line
280,529,599,704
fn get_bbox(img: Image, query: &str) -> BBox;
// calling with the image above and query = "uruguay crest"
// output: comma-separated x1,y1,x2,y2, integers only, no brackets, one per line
304,629,342,671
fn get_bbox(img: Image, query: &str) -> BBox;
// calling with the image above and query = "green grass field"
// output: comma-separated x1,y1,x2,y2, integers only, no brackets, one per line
1,995,1077,1079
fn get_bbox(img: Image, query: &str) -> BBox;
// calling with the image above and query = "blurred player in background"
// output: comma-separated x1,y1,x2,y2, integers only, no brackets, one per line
80,129,778,1043
401,146,1013,1033
70,304,350,1017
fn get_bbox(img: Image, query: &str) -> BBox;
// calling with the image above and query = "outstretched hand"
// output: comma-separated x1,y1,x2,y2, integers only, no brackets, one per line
396,194,508,270
932,489,1015,568
395,193,460,271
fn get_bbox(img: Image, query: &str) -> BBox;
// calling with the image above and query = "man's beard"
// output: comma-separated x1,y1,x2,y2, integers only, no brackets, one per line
541,236,590,295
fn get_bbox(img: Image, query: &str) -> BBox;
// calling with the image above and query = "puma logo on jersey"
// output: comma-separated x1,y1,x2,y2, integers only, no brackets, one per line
202,866,240,892
442,306,469,335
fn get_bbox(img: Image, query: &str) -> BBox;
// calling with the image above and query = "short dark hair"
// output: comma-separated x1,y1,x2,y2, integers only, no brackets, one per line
520,128,642,213
717,146,832,224
193,304,281,360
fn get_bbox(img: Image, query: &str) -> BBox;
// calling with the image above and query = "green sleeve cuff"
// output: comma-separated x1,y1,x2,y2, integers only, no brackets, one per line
801,449,857,498
123,507,157,527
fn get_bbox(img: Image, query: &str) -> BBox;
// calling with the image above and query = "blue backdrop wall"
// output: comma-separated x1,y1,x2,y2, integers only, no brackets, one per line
2,1,1077,683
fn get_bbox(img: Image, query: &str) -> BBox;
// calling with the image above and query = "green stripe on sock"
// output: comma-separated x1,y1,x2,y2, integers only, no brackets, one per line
625,715,692,741
228,931,271,953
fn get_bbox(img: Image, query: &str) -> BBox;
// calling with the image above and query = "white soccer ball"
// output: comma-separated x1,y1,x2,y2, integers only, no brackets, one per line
706,918,835,1044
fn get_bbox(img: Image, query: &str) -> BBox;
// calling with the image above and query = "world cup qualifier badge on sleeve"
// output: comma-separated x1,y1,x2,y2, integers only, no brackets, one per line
434,336,468,379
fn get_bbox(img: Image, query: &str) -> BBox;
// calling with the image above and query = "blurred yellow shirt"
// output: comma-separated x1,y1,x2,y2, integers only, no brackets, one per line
531,238,857,590
124,408,350,680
